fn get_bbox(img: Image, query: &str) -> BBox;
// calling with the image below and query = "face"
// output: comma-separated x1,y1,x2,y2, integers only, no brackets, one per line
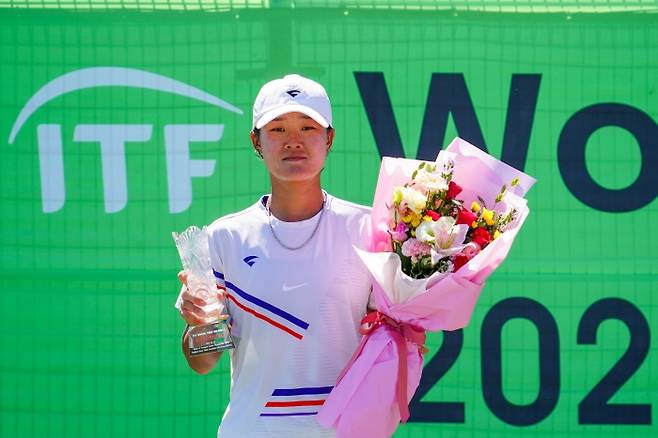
251,112,334,184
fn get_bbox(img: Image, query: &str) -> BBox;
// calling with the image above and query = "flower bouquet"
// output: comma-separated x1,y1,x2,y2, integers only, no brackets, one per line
316,137,536,437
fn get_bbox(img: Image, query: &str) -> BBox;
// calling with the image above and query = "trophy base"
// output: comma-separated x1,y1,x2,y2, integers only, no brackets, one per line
188,321,235,356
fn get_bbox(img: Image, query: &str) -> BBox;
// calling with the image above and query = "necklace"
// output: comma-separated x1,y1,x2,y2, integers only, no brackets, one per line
266,195,326,251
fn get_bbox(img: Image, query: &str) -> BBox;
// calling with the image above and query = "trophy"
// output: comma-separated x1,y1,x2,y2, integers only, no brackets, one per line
173,226,235,355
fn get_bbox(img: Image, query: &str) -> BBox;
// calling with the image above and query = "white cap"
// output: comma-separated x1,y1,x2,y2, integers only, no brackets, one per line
252,74,332,130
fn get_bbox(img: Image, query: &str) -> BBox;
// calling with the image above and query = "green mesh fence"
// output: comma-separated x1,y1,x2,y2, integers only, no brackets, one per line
0,1,656,438
1,0,658,11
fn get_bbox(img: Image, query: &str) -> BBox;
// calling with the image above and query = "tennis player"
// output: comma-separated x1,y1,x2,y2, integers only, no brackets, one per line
178,74,373,437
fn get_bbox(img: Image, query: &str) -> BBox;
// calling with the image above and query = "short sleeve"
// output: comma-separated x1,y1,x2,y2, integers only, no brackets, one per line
354,210,377,310
207,226,226,289
359,211,373,252
346,208,372,253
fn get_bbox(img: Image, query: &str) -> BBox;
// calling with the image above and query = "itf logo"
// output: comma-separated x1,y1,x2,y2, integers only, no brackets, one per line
8,67,243,214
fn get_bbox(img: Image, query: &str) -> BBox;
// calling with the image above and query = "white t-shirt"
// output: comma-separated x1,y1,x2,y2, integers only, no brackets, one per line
207,193,372,437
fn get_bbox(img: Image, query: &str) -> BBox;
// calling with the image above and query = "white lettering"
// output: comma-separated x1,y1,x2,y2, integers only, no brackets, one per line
34,123,223,213
164,124,221,213
74,124,152,213
37,124,65,213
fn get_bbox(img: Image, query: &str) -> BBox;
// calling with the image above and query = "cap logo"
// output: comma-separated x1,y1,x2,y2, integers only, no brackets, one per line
286,89,301,98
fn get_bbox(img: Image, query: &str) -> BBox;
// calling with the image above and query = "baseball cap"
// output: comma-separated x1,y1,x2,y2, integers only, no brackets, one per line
252,74,332,130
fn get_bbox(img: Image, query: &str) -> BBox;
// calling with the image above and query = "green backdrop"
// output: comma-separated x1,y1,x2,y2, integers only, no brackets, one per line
1,1,656,437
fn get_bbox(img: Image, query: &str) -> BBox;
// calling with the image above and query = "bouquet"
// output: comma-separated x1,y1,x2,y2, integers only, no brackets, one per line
316,138,536,437
389,158,519,279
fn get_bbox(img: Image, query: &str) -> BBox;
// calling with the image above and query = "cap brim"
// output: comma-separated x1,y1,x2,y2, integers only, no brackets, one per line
255,104,330,129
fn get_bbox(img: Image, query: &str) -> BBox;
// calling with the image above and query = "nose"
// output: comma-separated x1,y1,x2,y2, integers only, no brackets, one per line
284,132,303,149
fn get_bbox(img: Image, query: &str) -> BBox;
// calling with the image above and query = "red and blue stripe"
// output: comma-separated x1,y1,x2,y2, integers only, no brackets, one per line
214,270,309,340
260,386,333,417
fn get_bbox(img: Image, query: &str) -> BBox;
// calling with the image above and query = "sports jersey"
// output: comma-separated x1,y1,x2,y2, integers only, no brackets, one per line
206,192,372,437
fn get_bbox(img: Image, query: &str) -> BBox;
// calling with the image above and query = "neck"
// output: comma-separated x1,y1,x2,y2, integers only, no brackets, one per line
268,178,324,222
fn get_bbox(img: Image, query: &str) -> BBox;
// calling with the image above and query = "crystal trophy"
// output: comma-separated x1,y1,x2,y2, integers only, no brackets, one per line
173,226,235,355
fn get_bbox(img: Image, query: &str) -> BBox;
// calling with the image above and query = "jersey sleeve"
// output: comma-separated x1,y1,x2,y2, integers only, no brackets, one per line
347,207,373,252
207,226,226,289
352,209,377,310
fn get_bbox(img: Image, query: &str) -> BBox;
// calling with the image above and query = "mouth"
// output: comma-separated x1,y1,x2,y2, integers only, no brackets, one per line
283,156,307,161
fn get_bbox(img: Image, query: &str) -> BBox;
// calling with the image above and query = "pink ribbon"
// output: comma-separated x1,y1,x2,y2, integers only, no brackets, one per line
335,311,426,423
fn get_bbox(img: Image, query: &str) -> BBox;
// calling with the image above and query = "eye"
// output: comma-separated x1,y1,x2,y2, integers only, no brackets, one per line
269,127,284,132
302,126,317,131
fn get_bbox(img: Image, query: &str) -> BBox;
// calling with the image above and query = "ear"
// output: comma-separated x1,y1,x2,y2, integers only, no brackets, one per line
326,128,335,152
250,130,262,157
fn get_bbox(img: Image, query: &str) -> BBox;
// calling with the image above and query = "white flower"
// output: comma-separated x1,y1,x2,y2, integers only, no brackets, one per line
414,169,449,193
416,216,469,263
401,187,427,214
415,220,436,243
430,216,469,258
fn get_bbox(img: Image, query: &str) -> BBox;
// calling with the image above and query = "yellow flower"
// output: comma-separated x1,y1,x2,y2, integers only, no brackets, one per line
403,212,423,227
471,221,478,228
482,208,494,226
392,186,403,205
471,201,480,212
493,230,501,239
423,215,433,222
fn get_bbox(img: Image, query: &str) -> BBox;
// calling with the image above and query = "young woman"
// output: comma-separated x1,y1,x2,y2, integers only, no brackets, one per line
177,74,372,437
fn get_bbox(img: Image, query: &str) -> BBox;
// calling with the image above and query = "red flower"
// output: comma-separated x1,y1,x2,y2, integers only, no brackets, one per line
446,181,462,200
453,254,469,271
426,210,441,221
471,227,492,247
456,208,477,226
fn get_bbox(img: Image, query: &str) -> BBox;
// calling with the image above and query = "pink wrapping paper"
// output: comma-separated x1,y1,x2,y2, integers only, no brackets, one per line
317,138,535,437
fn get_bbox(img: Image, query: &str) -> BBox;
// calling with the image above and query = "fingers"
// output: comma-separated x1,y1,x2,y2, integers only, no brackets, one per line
179,301,229,326
177,273,229,326
182,287,208,307
180,309,204,326
180,300,208,326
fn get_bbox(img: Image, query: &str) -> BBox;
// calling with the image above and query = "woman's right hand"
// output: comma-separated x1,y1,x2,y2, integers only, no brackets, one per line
177,270,225,374
177,270,227,326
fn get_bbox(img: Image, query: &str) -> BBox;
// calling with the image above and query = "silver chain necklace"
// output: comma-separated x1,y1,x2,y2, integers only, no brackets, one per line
266,195,326,251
